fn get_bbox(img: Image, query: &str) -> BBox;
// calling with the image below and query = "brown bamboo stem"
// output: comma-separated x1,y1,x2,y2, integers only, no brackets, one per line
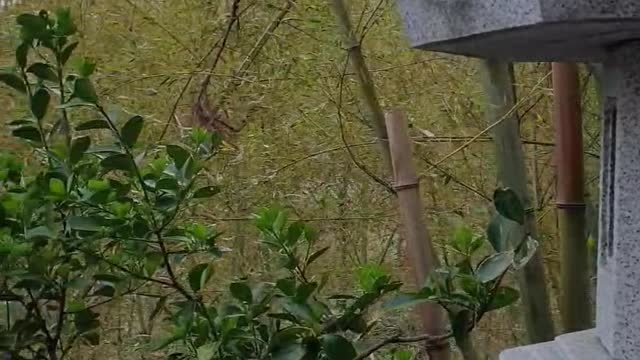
552,62,592,332
385,110,450,360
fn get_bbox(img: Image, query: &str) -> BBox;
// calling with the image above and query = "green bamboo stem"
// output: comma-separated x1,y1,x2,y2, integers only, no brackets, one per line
479,59,556,343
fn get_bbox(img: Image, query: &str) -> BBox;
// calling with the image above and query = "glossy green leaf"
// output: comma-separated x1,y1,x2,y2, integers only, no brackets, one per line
230,281,253,304
16,14,48,40
16,43,29,68
155,194,178,210
87,179,110,192
74,308,100,334
0,73,26,93
306,246,329,266
192,185,220,199
144,252,164,276
196,343,217,360
25,226,56,240
13,278,45,290
31,88,50,120
100,154,134,172
487,286,520,311
384,292,429,309
188,263,213,292
93,284,115,297
49,177,65,196
355,264,387,292
294,282,317,303
156,177,179,191
487,214,505,252
281,298,317,324
121,115,143,148
320,334,357,360
469,235,484,254
60,41,79,65
67,216,102,232
494,188,525,225
150,325,187,351
76,119,109,131
276,278,296,296
285,221,304,246
166,145,190,168
451,310,471,344
452,226,473,253
58,97,96,109
27,63,58,82
54,8,77,36
93,274,122,283
393,351,413,360
74,57,96,78
69,136,91,164
73,78,98,103
513,236,539,269
272,343,307,360
476,251,513,283
12,125,42,143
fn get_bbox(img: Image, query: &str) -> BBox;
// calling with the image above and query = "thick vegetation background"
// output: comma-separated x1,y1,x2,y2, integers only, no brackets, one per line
0,0,602,358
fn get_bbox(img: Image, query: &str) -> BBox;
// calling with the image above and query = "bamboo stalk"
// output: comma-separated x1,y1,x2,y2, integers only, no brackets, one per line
331,0,392,172
479,60,555,343
385,110,450,360
552,62,592,332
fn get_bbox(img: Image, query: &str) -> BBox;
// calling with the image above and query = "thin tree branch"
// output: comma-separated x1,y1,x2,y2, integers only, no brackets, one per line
271,141,376,175
426,71,552,171
123,0,198,59
418,155,491,201
335,53,395,195
359,0,387,41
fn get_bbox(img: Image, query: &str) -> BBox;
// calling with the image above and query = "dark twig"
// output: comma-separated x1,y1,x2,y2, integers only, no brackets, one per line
335,54,395,195
359,0,387,41
271,141,376,175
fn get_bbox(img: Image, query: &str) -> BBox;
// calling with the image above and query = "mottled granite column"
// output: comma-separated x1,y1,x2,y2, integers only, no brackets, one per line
596,41,640,360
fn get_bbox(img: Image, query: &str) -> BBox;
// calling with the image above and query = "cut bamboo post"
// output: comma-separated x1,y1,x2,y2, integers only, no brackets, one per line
552,62,592,332
385,110,450,360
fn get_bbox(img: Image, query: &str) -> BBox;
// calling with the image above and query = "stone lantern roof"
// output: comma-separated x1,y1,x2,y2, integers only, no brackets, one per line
396,0,640,61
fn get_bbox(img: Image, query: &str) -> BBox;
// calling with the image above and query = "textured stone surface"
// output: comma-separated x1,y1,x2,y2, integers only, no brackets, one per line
500,330,612,360
595,41,640,360
394,0,640,61
500,42,640,360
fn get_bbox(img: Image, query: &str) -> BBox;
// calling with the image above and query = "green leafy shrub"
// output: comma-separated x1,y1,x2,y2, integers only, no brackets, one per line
0,8,223,360
387,188,538,345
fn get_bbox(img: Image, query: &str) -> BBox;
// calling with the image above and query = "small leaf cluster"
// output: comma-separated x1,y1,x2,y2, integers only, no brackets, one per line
387,188,537,343
157,208,402,360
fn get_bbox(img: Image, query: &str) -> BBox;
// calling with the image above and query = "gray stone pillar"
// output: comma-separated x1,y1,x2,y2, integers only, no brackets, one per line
596,41,640,360
501,41,640,360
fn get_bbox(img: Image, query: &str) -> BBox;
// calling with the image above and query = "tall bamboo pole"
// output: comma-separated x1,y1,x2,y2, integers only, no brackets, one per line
385,110,450,360
479,60,555,343
331,0,392,171
552,62,592,332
